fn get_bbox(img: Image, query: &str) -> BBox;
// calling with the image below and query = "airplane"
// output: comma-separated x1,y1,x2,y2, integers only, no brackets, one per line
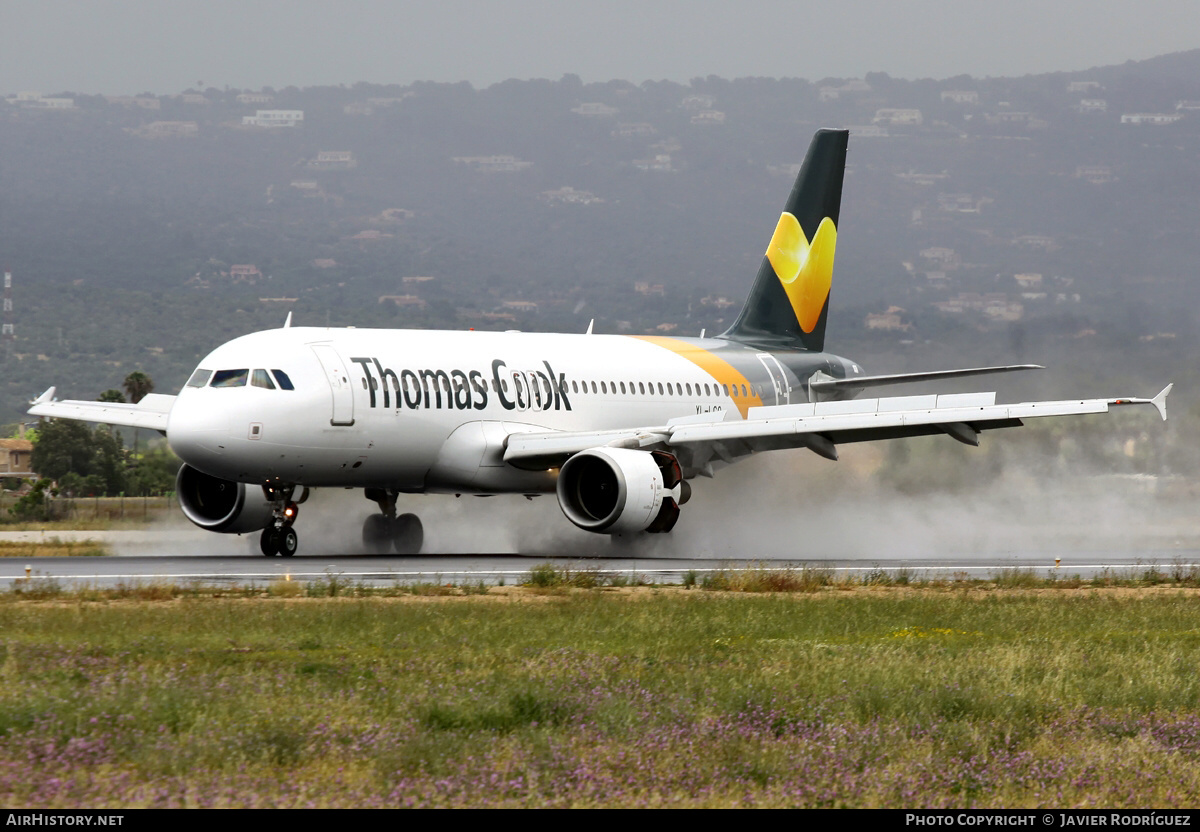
28,129,1172,557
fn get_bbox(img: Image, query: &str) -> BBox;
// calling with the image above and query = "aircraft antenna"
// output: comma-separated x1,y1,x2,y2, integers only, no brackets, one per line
585,319,594,335
283,311,293,329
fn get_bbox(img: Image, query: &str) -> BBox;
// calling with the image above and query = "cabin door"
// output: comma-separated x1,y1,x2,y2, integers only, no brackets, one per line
756,353,791,406
310,344,356,426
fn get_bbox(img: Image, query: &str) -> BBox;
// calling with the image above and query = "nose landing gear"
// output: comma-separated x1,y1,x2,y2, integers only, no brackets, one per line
260,524,298,557
363,488,424,555
259,485,308,557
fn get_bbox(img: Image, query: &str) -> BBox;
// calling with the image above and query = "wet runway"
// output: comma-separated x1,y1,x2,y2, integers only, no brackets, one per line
2,534,1197,589
7,463,1194,590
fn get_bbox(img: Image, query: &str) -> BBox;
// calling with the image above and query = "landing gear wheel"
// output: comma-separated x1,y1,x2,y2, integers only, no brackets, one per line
391,513,424,555
363,514,391,555
279,528,298,558
260,527,279,557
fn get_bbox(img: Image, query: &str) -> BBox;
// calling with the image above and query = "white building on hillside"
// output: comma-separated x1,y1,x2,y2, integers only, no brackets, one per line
243,110,304,127
1121,113,1181,125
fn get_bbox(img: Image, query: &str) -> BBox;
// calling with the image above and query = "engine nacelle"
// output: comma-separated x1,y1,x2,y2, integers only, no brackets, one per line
175,464,275,534
556,448,682,535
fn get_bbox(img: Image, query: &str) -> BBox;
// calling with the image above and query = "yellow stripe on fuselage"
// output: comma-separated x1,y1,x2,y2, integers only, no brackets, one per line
630,335,762,418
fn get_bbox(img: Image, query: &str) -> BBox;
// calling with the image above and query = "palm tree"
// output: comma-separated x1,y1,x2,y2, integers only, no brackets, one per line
122,372,154,462
93,388,125,453
122,372,153,404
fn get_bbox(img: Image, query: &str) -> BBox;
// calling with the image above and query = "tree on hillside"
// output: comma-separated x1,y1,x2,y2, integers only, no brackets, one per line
98,389,125,403
122,372,153,404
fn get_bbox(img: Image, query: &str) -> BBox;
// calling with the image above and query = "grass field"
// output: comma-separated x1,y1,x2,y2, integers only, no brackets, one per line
0,540,109,558
2,581,1200,808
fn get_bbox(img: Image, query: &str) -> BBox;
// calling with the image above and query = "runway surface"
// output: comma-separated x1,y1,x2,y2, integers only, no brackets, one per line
2,530,1197,588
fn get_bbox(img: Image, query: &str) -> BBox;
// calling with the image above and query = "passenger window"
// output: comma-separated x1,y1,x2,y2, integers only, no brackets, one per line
211,369,248,388
620,382,626,395
590,381,597,394
704,384,711,396
741,384,748,398
252,369,276,390
186,369,212,388
722,384,729,396
271,370,295,390
657,382,664,395
572,381,579,394
601,381,607,394
639,382,645,395
685,383,692,396
732,385,739,398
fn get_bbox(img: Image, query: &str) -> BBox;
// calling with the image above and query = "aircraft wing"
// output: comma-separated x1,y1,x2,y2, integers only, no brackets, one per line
503,385,1172,472
27,388,175,432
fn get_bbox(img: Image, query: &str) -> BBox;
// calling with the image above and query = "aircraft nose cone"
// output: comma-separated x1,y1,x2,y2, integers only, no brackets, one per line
167,400,231,470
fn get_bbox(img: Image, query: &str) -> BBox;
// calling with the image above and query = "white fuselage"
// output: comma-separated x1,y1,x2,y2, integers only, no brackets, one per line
167,327,798,494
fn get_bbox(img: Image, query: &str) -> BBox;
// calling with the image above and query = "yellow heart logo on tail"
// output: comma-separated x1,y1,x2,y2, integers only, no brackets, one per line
765,212,837,334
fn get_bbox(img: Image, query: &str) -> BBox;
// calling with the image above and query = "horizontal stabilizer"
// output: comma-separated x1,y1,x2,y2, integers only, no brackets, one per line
809,364,1043,397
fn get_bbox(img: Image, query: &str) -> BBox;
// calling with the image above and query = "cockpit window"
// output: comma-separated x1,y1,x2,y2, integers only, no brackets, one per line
186,369,212,388
210,369,249,388
271,370,295,391
251,369,276,390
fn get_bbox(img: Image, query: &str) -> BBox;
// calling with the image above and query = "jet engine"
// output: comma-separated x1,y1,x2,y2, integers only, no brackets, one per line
175,464,275,534
556,448,684,535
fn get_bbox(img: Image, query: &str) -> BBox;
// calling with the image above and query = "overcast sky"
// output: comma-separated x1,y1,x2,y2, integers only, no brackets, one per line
2,0,1198,95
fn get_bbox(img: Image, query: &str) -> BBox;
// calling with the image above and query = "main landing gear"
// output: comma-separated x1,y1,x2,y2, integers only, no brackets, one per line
260,485,309,557
363,488,424,555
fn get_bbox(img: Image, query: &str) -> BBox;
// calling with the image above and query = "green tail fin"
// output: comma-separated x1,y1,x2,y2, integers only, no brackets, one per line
720,128,848,351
